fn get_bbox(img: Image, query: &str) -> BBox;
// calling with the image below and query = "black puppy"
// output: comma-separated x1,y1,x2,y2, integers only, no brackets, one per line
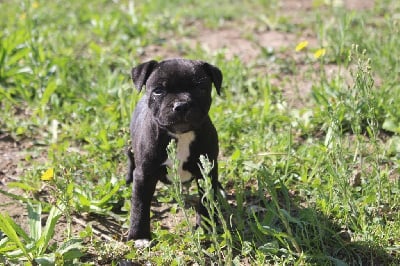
126,58,223,247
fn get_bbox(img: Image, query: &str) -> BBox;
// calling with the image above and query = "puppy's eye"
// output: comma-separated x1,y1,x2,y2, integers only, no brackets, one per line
152,87,165,96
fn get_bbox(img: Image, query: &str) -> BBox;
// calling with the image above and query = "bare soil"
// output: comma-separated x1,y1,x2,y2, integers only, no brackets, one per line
0,135,32,232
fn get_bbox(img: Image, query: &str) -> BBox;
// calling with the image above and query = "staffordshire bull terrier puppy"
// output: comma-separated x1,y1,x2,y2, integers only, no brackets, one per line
126,58,223,248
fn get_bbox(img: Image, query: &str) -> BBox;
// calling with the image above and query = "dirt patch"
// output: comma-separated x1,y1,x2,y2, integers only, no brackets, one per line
0,135,33,235
0,134,127,255
190,25,323,106
345,0,375,10
0,135,29,184
281,0,374,12
193,26,260,62
0,134,191,251
138,0,376,108
0,190,27,231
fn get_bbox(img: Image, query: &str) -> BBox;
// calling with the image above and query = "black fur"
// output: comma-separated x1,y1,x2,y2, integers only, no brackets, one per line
127,59,223,242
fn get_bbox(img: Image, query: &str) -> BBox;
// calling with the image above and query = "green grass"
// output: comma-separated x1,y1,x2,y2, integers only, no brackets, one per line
1,0,399,265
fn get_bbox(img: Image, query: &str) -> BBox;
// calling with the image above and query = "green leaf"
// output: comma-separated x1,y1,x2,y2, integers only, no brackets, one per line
0,236,18,254
36,206,62,255
78,193,91,208
94,182,121,207
57,238,82,255
231,149,241,161
388,136,400,155
6,181,37,192
0,188,40,204
0,213,30,243
66,182,74,197
40,78,57,106
0,213,31,260
4,46,29,69
328,256,348,266
0,234,9,247
27,202,42,241
62,248,84,260
279,209,301,225
35,254,55,266
383,118,400,133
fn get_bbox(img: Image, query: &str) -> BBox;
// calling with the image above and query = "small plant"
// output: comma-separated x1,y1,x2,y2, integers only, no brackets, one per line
167,139,205,265
197,154,233,265
312,44,381,138
0,202,83,265
131,140,234,265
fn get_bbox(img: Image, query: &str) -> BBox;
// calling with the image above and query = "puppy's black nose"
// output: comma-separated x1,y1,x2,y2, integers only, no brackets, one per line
173,102,190,113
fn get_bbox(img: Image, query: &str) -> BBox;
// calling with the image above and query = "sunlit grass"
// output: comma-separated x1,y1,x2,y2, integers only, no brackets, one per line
1,0,399,264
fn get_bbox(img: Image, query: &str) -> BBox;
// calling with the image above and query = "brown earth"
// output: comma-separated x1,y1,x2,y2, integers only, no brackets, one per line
0,136,32,231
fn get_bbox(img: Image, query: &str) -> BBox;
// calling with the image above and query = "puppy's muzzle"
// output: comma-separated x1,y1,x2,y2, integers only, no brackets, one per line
173,101,191,114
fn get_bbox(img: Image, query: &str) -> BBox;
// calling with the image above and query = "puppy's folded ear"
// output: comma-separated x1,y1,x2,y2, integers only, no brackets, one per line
131,60,158,91
202,63,223,95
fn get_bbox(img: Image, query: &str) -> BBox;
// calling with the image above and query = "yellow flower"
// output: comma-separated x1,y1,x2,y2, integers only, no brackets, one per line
295,41,309,52
32,2,39,9
41,168,54,181
20,13,27,20
314,48,326,59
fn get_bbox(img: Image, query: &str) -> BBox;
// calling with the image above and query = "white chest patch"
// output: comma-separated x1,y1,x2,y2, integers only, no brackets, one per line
163,131,195,183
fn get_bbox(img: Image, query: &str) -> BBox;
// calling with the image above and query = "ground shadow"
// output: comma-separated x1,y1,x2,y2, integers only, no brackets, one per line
224,181,398,265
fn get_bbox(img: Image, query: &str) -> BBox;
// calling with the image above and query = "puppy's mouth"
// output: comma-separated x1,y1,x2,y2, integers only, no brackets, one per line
167,123,193,134
157,120,196,134
156,113,205,134
155,104,208,133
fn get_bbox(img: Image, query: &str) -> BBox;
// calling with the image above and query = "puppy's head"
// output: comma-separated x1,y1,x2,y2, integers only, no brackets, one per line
131,58,222,134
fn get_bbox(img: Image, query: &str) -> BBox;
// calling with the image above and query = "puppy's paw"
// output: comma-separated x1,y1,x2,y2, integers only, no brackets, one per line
134,239,151,249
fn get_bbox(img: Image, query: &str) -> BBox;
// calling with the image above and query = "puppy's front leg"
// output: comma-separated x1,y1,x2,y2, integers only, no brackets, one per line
128,168,158,247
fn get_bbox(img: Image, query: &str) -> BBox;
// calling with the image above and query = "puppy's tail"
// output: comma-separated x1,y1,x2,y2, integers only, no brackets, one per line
126,146,135,184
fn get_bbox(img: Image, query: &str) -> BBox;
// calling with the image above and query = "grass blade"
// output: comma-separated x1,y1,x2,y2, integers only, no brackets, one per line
36,206,62,255
0,213,32,261
27,201,42,242
94,182,121,207
57,238,84,260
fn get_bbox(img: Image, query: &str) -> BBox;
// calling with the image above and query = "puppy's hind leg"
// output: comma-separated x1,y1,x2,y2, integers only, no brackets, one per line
126,147,135,184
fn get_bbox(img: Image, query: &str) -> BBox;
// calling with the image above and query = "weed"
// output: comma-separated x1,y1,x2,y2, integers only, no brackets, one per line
0,202,83,265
